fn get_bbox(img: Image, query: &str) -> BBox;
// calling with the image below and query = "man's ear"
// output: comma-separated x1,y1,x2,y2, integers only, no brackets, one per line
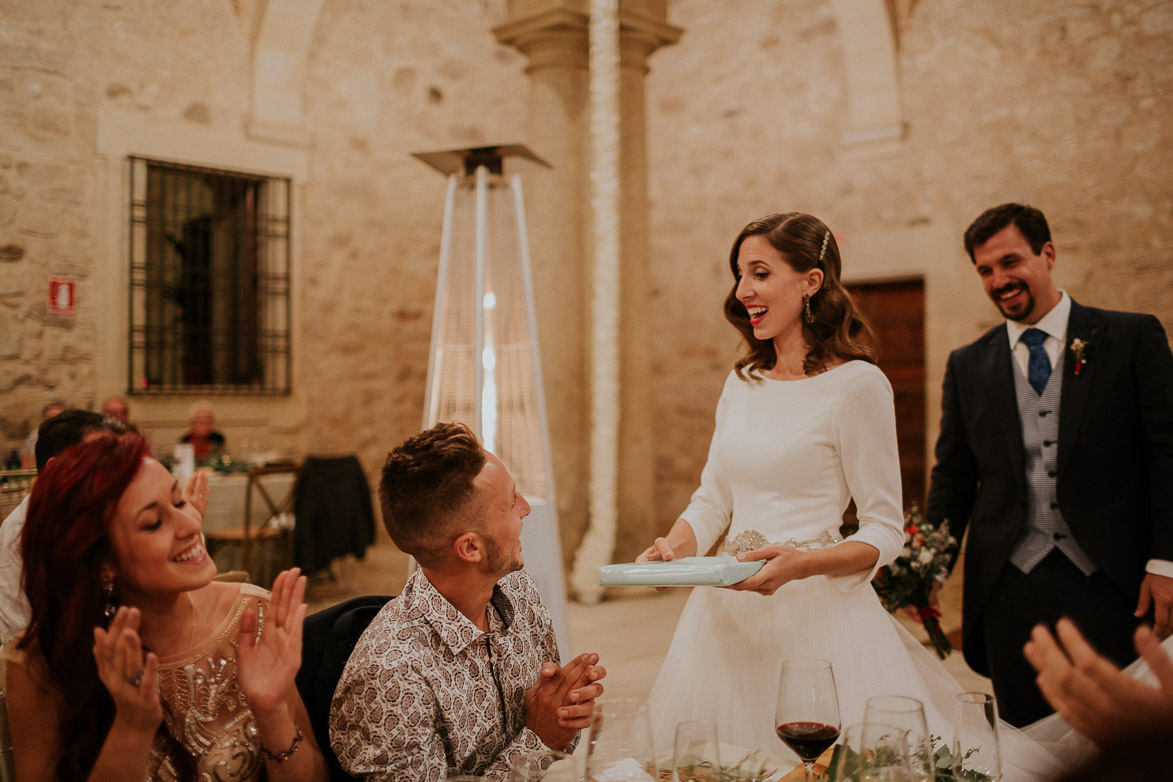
452,531,484,565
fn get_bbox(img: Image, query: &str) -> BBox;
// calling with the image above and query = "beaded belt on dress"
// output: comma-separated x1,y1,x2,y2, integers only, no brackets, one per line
718,529,843,557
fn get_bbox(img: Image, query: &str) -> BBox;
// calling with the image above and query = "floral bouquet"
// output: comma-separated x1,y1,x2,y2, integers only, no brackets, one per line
871,505,958,659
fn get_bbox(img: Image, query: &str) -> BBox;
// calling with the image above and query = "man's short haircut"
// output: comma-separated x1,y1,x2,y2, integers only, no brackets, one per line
963,203,1052,263
34,409,121,471
379,422,487,568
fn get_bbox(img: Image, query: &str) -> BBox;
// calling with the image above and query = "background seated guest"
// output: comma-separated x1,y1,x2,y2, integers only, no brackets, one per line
1,410,119,643
4,433,326,781
179,400,226,460
17,400,65,468
101,396,130,426
330,422,605,781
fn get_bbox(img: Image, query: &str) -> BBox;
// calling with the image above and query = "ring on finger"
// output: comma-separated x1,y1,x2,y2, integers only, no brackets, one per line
126,668,145,688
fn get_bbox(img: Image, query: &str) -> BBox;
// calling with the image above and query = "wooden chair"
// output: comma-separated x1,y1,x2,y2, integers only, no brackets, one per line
205,464,299,588
0,469,37,524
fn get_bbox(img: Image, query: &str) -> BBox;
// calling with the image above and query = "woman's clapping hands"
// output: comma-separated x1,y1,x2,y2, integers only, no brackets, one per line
92,606,163,735
237,567,308,714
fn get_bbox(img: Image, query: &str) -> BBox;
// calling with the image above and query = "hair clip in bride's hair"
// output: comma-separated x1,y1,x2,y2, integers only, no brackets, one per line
818,231,830,265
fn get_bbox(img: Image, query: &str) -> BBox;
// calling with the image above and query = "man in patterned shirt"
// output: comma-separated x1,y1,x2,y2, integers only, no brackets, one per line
329,422,606,780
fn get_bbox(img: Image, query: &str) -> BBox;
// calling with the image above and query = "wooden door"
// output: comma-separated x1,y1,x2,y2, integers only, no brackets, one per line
847,279,926,510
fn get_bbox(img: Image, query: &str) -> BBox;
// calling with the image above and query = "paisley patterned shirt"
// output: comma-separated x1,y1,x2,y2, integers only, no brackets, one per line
329,568,563,780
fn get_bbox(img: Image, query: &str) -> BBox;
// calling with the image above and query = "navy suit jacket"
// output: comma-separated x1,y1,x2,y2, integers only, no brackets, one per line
927,299,1173,673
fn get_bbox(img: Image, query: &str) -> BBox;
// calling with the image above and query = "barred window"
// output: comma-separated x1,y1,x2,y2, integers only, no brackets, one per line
129,157,291,395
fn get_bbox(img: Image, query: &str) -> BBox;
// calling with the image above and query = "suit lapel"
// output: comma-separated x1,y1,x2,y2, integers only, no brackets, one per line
981,326,1025,488
1058,300,1097,475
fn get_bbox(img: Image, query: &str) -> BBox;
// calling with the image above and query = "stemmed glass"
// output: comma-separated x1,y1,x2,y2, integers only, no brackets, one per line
508,749,583,781
775,658,841,782
831,722,909,782
952,692,1001,781
673,720,721,782
862,696,933,782
585,698,658,781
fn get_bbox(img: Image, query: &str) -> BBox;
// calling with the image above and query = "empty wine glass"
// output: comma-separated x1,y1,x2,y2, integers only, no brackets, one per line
775,658,841,782
863,696,933,782
831,722,910,782
509,749,582,781
673,720,720,782
585,698,658,781
952,692,1001,782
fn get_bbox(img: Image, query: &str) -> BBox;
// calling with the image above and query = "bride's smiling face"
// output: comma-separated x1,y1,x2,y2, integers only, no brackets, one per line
734,235,821,343
103,458,216,600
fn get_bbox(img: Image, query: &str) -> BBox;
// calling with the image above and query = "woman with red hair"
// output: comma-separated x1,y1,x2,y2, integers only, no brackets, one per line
4,433,326,781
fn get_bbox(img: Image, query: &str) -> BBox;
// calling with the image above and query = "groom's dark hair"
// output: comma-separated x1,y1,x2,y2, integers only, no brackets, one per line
964,203,1051,262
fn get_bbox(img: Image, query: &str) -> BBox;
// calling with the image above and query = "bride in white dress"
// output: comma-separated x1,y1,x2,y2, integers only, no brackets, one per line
638,213,1061,779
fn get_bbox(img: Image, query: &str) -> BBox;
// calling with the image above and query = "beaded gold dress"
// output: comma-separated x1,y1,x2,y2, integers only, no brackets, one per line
149,583,269,781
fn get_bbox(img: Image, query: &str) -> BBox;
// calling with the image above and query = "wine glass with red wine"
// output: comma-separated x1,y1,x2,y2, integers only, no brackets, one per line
775,658,841,782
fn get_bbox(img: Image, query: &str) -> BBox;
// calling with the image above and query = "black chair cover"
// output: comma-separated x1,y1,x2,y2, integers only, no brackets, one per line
296,594,394,782
293,455,376,574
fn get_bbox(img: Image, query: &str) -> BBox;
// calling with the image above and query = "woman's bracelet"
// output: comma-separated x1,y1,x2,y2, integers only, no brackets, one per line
261,723,304,763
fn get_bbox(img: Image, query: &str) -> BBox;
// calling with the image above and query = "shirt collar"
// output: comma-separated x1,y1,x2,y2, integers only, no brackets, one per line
1006,290,1070,347
403,568,517,655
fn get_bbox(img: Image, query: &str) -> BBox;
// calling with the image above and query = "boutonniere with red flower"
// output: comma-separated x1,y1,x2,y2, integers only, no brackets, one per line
1069,337,1089,375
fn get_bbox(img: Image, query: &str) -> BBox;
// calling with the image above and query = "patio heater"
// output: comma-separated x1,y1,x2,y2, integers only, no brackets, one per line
412,144,569,658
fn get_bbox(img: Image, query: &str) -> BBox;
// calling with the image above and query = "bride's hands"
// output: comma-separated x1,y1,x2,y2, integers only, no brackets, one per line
636,538,679,592
725,544,811,596
636,537,677,563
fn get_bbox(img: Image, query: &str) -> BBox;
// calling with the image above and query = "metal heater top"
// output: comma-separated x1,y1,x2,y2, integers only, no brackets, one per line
410,144,551,177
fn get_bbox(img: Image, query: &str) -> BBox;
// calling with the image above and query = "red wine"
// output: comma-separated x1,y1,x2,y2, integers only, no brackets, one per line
776,721,840,760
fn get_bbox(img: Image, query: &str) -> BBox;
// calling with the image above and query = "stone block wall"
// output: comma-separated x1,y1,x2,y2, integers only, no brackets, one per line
0,0,528,479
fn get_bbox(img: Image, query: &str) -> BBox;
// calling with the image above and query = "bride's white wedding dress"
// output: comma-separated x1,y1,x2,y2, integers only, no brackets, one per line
645,362,1063,780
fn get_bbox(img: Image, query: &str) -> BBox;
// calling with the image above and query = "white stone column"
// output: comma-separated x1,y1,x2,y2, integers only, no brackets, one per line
495,1,680,599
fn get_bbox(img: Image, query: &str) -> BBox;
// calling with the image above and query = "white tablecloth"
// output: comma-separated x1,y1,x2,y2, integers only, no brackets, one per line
202,471,297,534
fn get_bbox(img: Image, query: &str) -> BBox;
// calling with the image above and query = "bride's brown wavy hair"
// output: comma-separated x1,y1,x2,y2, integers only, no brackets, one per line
723,212,878,380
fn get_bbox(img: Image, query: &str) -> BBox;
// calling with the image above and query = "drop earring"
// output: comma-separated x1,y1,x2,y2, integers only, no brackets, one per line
803,293,814,323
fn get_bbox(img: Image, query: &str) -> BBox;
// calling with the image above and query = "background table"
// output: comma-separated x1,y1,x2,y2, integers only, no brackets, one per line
201,470,297,535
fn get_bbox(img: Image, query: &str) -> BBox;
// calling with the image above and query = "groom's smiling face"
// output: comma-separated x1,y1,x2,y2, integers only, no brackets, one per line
973,223,1060,324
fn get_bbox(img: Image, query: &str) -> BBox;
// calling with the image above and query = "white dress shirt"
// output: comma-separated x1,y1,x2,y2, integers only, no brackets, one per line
0,496,31,643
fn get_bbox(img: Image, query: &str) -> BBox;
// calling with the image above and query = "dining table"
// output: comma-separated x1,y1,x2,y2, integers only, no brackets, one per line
200,469,297,535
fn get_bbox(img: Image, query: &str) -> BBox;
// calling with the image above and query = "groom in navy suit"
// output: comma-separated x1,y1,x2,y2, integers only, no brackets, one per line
927,203,1173,726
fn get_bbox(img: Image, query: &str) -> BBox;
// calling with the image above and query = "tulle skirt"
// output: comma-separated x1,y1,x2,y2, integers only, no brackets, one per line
645,576,1063,781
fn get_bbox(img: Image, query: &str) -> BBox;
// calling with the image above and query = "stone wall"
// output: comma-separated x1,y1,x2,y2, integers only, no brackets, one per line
646,0,1173,530
0,0,528,478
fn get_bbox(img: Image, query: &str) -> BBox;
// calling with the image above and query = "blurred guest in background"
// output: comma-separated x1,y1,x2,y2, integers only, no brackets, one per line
17,400,65,469
178,400,225,460
101,396,130,426
0,410,119,643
